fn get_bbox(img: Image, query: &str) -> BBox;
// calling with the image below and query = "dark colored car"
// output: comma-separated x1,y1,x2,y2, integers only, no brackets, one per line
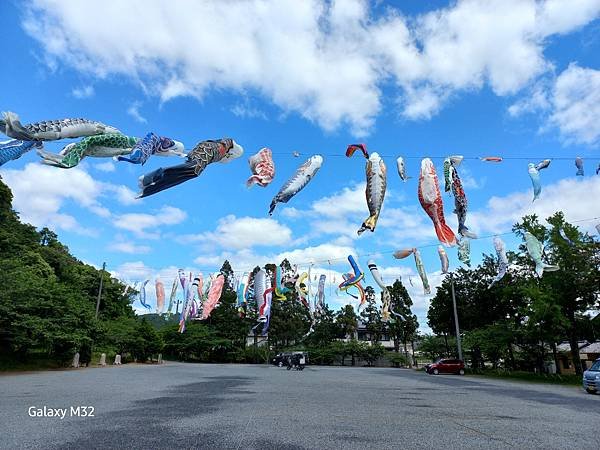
272,352,308,367
426,358,465,375
582,358,600,394
271,353,290,367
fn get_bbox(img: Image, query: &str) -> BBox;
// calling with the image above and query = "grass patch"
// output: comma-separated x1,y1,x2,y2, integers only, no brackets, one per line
467,369,581,386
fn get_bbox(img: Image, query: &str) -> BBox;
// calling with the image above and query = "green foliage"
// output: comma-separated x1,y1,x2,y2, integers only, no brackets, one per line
418,334,456,361
360,286,384,344
267,296,312,349
0,178,155,368
361,343,385,366
427,212,600,375
336,304,359,338
386,352,409,368
304,305,340,348
387,280,418,355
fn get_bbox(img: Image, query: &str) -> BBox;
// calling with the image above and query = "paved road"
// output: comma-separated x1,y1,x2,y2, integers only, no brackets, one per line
0,363,598,449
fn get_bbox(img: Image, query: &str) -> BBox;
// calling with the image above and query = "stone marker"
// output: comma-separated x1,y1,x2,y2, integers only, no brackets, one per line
158,353,163,364
72,352,80,368
99,353,106,366
114,354,122,365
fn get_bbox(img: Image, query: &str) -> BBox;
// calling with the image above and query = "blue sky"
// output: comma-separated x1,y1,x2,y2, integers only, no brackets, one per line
1,0,600,331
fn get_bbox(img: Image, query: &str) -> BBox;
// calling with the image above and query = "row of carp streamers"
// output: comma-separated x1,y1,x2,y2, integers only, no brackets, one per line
124,271,226,333
125,230,566,334
2,110,599,213
1,113,595,305
235,265,327,336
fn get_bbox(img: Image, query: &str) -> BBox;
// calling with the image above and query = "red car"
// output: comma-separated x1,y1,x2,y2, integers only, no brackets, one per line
426,359,465,375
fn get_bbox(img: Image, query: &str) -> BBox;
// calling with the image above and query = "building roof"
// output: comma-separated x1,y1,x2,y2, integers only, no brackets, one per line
557,341,589,352
581,342,600,354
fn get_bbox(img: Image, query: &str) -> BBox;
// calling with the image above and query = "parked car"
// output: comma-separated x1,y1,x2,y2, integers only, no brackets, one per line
426,358,465,375
271,353,291,367
582,357,600,394
271,351,307,367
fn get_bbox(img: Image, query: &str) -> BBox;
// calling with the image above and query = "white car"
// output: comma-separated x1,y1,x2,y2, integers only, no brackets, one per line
582,358,600,394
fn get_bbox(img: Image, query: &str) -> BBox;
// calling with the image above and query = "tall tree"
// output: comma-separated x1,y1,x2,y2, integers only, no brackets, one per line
360,286,383,344
336,304,359,339
219,260,235,292
387,280,418,360
513,213,600,374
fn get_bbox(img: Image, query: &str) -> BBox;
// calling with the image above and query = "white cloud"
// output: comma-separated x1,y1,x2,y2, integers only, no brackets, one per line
280,206,302,219
457,166,485,190
95,161,115,172
191,242,358,277
108,240,151,254
276,243,357,264
184,215,292,250
231,103,267,120
469,176,600,234
0,163,156,235
127,101,147,123
101,183,138,205
311,182,366,218
0,163,107,234
113,206,187,239
509,64,600,145
71,85,94,99
508,82,550,117
300,180,444,245
21,0,600,135
548,64,600,145
377,206,439,244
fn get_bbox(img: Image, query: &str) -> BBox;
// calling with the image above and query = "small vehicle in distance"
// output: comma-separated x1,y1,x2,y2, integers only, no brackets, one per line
426,358,465,375
583,357,600,394
271,352,290,367
286,352,306,371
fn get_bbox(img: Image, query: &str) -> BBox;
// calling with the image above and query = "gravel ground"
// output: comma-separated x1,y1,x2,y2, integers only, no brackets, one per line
1,362,598,449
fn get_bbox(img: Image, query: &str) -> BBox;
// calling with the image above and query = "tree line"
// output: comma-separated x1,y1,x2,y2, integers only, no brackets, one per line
426,212,600,375
0,177,419,368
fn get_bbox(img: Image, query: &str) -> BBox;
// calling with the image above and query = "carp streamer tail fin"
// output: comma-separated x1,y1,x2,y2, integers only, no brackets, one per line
137,161,197,198
1,112,33,141
357,215,377,235
268,199,278,215
458,224,477,239
434,221,457,246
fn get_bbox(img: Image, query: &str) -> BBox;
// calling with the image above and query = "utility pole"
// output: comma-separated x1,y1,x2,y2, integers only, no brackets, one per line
450,273,463,361
95,262,106,320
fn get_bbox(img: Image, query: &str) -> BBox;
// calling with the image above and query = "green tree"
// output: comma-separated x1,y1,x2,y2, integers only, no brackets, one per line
360,286,384,344
387,280,419,365
513,213,600,375
219,260,235,292
336,304,358,339
419,334,455,362
305,305,339,348
361,343,385,366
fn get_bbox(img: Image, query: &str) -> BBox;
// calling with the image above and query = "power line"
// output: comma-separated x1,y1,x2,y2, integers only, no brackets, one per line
271,152,600,161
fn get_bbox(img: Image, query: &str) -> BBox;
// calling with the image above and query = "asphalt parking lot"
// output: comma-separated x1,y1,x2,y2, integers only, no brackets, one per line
1,363,598,449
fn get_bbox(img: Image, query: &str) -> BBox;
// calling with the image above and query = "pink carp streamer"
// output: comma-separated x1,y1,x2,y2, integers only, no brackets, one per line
155,278,165,313
246,147,275,187
393,248,415,259
201,274,225,319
